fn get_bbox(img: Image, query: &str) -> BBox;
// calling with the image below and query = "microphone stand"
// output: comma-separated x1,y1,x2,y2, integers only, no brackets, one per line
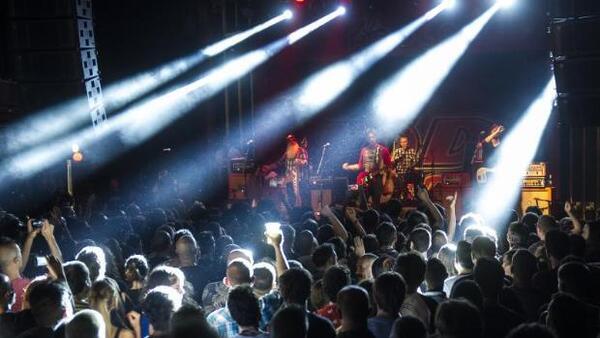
316,145,328,177
316,144,329,211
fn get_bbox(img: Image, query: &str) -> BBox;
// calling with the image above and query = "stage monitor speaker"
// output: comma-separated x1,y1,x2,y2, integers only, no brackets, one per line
309,177,348,210
311,190,332,211
228,174,259,200
521,188,553,215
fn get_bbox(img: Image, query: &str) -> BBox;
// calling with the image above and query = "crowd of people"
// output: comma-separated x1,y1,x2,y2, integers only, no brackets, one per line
1,177,600,338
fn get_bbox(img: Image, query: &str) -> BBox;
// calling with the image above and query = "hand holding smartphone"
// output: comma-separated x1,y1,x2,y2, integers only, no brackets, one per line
264,222,282,246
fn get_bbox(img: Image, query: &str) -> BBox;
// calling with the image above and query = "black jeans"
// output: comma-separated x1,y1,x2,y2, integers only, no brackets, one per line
359,174,383,210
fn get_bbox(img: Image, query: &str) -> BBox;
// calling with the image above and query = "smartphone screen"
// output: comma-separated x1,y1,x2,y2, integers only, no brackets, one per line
36,256,47,267
265,222,281,237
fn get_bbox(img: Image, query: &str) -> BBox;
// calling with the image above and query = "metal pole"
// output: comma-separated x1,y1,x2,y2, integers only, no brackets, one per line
67,159,73,196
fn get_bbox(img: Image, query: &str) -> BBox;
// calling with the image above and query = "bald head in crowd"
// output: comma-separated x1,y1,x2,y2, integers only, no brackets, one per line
66,309,106,338
0,237,22,278
227,249,254,266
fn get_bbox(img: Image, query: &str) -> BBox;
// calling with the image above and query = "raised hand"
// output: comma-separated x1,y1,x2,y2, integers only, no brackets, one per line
564,200,572,214
127,311,142,329
41,219,55,239
265,230,283,247
45,255,65,281
446,191,458,208
26,218,41,238
354,236,365,257
416,185,430,201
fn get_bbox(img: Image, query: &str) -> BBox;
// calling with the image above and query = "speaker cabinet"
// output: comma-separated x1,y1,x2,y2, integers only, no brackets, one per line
521,188,553,215
309,177,348,210
228,174,259,200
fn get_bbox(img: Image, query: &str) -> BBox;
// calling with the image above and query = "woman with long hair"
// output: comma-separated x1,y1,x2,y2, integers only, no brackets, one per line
89,277,136,338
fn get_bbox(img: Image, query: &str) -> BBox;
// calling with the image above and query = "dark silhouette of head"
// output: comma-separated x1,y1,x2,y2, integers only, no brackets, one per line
271,304,308,338
394,252,426,294
227,284,261,329
391,316,427,338
279,268,313,306
473,257,504,301
322,265,351,303
435,299,482,338
374,272,406,316
506,323,556,338
337,285,370,327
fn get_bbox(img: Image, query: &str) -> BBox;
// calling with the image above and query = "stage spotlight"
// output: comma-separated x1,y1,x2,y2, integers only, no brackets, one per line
497,0,516,8
373,3,500,137
72,151,84,162
475,77,556,229
249,1,449,145
442,0,456,10
283,9,294,20
337,6,347,16
0,11,289,158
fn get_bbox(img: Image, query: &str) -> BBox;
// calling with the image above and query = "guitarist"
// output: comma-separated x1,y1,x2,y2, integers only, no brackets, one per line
471,123,504,184
262,134,308,207
392,135,419,200
343,129,391,209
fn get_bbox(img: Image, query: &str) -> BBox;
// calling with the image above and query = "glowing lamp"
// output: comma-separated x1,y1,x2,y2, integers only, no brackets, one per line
72,151,84,162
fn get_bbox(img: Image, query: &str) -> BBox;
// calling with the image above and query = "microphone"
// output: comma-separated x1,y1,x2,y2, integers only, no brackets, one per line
322,142,331,148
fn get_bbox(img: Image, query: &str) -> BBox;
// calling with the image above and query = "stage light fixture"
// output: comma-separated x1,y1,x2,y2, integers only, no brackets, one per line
337,6,347,16
283,9,294,20
372,3,500,137
442,0,456,10
72,151,84,162
475,77,556,229
497,0,516,8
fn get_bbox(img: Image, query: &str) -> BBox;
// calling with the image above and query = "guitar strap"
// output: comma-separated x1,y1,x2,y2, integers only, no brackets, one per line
375,145,380,170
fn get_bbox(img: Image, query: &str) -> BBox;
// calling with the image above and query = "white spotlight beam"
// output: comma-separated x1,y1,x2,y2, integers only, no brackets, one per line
0,11,290,156
105,10,292,108
0,8,343,184
288,6,345,44
476,77,556,228
121,7,344,145
249,2,451,145
373,3,500,137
